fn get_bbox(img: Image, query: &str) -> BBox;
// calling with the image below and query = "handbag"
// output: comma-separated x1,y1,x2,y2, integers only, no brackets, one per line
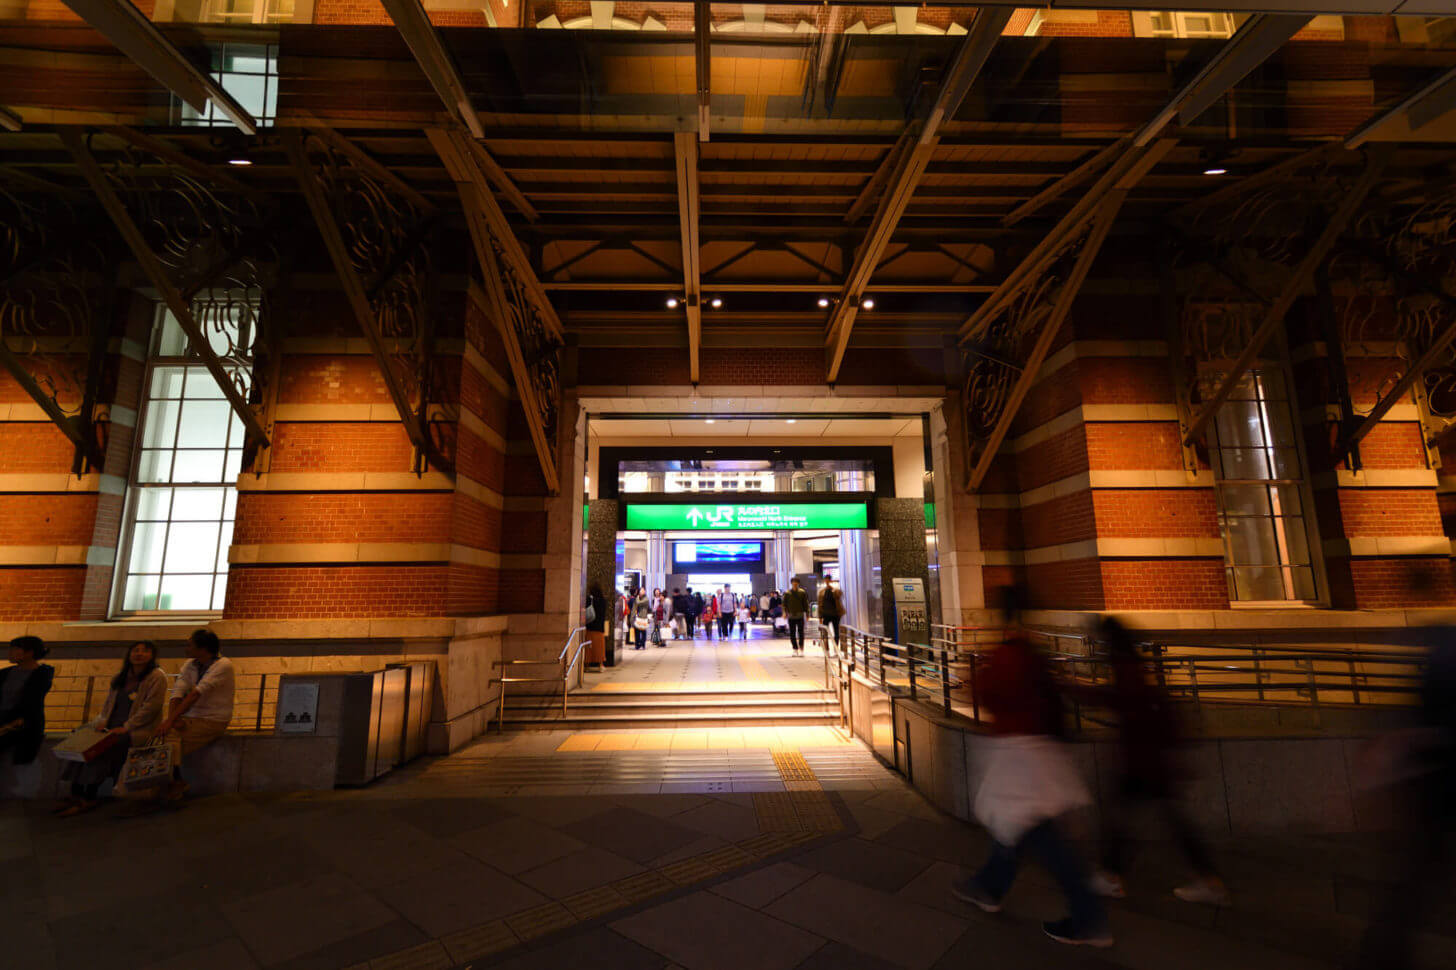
53,725,126,763
973,735,1091,845
585,601,597,624
115,737,180,797
633,616,649,631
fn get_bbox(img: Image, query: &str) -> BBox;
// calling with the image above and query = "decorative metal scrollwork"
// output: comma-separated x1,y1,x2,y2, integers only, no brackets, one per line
487,235,562,445
0,187,112,469
960,229,1085,484
296,132,449,467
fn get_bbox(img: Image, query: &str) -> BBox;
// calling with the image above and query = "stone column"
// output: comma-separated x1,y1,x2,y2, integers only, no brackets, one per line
586,498,620,654
876,497,931,638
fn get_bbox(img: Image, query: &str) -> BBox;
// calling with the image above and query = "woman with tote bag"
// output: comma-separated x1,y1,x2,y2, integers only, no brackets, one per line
951,586,1110,948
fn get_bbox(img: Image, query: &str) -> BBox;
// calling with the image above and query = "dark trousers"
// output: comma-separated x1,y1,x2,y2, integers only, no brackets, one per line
719,613,733,637
822,615,841,645
1100,779,1215,878
974,820,1107,933
634,626,646,648
787,618,805,651
685,613,696,636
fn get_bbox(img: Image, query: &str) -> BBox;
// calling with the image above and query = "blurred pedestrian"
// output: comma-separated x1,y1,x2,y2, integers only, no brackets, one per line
1082,617,1227,905
1355,624,1455,969
951,586,1111,948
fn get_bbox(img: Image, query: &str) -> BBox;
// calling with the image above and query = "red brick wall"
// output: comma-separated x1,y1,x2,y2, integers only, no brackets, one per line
1101,560,1227,610
1022,491,1097,548
0,569,87,621
225,565,449,617
1015,428,1089,491
1093,490,1218,539
1336,489,1443,538
0,495,100,546
268,423,417,473
1346,558,1456,610
1026,559,1104,611
1086,423,1183,470
279,356,393,404
232,493,454,544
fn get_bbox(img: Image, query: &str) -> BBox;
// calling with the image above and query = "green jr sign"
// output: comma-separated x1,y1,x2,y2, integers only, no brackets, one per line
625,502,869,531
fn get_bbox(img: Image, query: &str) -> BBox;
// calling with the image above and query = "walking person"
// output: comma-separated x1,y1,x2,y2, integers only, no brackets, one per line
652,588,667,647
54,641,167,817
1081,617,1227,905
0,636,54,768
736,600,750,639
632,589,651,649
671,587,689,640
687,588,702,638
584,584,608,671
722,587,739,638
951,586,1111,948
817,578,844,646
783,578,809,654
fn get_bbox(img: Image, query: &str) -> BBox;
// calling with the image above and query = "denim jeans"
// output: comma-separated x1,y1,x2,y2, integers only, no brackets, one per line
973,820,1107,932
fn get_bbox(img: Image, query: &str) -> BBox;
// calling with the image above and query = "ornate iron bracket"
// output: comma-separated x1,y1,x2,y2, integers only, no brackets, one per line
0,188,114,474
287,130,450,477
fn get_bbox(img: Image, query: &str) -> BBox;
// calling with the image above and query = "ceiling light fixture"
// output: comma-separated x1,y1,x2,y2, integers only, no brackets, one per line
817,297,831,309
709,297,723,309
666,296,680,308
861,297,875,310
705,419,716,424
1202,167,1228,176
227,158,253,167
786,419,797,424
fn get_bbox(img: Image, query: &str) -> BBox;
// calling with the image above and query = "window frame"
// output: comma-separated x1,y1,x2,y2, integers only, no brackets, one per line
1205,362,1328,608
109,302,255,619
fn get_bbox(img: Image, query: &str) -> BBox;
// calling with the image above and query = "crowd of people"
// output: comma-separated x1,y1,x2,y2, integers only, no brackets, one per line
0,628,235,817
599,577,846,653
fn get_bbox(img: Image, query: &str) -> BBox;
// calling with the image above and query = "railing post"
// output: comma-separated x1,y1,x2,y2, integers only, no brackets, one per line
939,644,951,716
81,675,96,723
1254,648,1265,701
1187,660,1200,706
256,673,267,731
1305,659,1321,726
562,654,569,716
1348,657,1360,705
498,681,507,733
878,639,887,690
908,645,918,701
969,644,980,722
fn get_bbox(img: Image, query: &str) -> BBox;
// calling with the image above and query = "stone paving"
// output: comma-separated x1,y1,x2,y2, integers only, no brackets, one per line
7,719,1456,970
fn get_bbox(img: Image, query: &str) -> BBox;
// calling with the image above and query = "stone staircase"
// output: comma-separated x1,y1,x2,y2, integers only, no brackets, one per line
498,687,841,730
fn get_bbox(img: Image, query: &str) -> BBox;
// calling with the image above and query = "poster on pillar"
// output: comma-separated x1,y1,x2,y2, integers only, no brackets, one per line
892,578,928,646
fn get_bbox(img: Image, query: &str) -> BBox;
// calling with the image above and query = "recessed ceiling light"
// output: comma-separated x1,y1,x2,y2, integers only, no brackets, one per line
227,158,252,167
786,419,797,424
709,297,723,309
1202,167,1228,176
666,297,679,308
861,298,875,310
705,419,715,424
817,297,830,309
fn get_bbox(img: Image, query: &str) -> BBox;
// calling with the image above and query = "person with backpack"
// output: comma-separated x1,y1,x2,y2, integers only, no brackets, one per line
951,586,1111,948
817,578,844,645
783,579,809,653
1081,617,1227,905
687,588,703,638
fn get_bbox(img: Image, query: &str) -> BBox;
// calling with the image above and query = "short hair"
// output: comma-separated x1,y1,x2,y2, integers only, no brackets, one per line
9,635,47,659
189,628,221,657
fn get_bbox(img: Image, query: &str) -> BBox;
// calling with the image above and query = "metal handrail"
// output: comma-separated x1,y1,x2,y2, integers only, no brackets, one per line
490,626,588,731
828,623,1431,730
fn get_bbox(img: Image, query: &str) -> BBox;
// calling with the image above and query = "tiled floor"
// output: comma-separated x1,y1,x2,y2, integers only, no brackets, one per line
590,622,830,692
7,724,1455,970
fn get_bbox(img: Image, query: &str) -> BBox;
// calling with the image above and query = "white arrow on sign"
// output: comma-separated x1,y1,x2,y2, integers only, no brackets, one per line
687,508,704,526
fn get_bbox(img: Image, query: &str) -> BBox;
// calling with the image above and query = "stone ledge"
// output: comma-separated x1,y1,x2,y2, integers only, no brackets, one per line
1323,536,1452,558
1316,469,1439,490
236,471,457,493
977,469,1213,509
1023,607,1450,631
979,537,1223,566
0,616,472,643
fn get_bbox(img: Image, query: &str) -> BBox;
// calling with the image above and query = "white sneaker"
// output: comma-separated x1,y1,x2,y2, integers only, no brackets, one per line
1173,878,1230,906
1089,871,1126,899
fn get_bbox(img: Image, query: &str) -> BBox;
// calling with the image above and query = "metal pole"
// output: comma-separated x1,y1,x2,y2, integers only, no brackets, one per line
256,673,266,731
908,645,918,701
498,682,507,733
879,639,887,690
939,645,952,716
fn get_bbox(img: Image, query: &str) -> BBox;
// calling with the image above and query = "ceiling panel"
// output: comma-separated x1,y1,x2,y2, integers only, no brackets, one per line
747,418,829,435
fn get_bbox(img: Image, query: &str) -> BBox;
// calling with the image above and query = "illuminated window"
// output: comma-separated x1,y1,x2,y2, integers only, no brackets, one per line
1134,11,1235,39
114,298,256,614
203,0,295,22
175,43,279,128
1209,369,1317,602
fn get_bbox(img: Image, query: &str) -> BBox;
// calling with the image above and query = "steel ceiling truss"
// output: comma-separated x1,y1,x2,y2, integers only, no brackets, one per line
1177,147,1392,446
960,193,1126,491
1326,176,1456,453
429,127,563,494
673,131,703,384
287,129,449,476
60,129,275,456
0,189,113,474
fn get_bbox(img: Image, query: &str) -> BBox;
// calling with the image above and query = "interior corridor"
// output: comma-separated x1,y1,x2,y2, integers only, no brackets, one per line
591,620,829,692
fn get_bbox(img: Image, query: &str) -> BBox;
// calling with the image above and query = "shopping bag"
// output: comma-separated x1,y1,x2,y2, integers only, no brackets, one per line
633,616,649,631
52,725,125,763
972,735,1091,845
115,738,180,797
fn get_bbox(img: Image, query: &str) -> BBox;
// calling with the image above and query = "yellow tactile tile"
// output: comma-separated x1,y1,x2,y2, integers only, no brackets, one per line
593,733,640,751
633,732,675,749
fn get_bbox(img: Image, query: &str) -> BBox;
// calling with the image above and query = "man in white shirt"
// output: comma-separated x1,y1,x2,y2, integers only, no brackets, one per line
717,588,736,638
156,627,235,802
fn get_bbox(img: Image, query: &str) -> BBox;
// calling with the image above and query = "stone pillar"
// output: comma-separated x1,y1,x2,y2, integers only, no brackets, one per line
586,498,619,640
647,530,667,591
876,497,931,638
773,530,792,590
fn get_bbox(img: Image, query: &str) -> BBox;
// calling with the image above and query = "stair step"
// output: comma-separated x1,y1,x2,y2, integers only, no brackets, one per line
511,697,835,711
501,710,842,728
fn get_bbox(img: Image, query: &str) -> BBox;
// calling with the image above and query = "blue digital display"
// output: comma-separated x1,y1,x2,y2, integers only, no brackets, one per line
674,542,763,568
